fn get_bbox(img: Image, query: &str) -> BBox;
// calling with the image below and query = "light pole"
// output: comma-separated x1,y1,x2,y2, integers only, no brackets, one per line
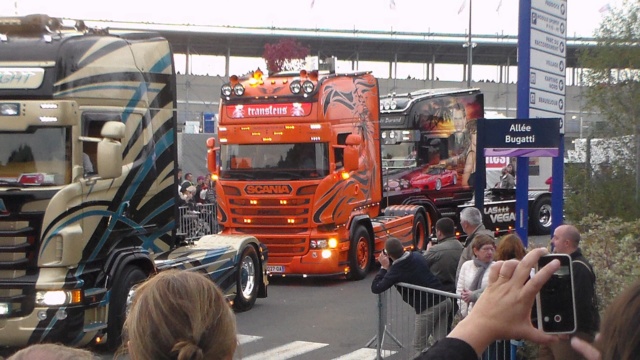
572,115,585,138
467,0,473,88
463,0,475,87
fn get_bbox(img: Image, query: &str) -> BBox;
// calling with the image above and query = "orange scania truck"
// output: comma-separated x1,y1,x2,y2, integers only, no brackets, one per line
207,68,427,280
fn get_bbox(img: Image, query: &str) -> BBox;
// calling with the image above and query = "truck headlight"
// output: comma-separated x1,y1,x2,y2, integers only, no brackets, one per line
35,289,82,306
1,103,19,116
310,239,328,249
0,302,10,315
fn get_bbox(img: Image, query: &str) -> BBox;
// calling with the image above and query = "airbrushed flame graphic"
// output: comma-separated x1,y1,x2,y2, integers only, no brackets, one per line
313,75,381,225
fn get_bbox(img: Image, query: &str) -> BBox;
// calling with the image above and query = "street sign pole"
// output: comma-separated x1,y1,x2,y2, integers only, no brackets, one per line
517,0,532,246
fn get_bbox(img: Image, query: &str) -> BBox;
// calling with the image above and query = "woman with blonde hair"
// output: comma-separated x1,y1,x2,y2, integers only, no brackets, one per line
121,270,237,360
495,233,526,261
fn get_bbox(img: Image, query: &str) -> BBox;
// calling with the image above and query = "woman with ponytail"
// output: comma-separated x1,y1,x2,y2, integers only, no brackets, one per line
119,270,237,360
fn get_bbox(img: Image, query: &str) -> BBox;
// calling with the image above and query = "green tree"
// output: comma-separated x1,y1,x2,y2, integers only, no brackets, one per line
262,38,310,74
578,0,640,203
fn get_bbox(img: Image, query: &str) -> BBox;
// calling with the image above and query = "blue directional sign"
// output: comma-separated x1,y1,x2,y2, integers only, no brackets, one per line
484,118,561,157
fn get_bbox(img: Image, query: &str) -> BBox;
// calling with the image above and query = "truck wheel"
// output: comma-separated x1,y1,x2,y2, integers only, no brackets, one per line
107,265,147,350
413,212,428,251
346,227,372,281
530,197,552,235
233,246,259,312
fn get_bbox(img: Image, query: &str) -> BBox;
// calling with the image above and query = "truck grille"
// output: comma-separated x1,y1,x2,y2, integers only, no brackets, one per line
0,213,43,318
227,190,314,257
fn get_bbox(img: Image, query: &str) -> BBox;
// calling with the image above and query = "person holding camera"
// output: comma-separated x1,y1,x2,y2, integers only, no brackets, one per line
424,217,464,334
537,224,600,360
371,237,445,358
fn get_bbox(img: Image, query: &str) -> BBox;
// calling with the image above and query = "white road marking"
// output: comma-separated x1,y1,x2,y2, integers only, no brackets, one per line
237,334,262,345
333,348,398,359
242,340,328,360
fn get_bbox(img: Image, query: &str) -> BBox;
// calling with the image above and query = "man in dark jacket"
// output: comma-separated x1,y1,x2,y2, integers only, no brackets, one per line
371,237,445,358
537,224,600,360
425,217,464,333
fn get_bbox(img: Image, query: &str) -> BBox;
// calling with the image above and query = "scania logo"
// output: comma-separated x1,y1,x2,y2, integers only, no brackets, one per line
245,184,292,195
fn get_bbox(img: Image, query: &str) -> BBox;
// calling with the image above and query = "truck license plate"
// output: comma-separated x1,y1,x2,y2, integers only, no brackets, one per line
267,265,284,273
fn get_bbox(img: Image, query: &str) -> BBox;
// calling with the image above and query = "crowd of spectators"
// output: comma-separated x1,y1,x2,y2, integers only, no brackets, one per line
177,167,216,209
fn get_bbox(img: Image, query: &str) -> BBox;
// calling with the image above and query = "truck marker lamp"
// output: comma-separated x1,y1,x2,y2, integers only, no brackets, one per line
40,103,58,109
243,219,252,224
321,250,331,259
328,238,338,248
287,219,295,224
289,80,302,94
310,136,321,141
233,83,245,96
250,200,258,205
35,289,82,306
252,132,261,136
310,124,322,129
221,84,233,97
340,171,350,180
0,302,9,315
219,138,227,143
262,137,272,142
274,131,283,135
1,103,19,116
302,80,315,94
250,68,264,86
219,126,227,132
285,125,295,130
280,200,287,205
39,116,57,122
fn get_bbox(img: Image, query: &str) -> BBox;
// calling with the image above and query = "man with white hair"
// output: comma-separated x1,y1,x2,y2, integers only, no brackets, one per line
455,207,495,281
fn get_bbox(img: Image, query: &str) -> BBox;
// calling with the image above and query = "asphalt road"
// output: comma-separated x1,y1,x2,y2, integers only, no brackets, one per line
92,235,550,359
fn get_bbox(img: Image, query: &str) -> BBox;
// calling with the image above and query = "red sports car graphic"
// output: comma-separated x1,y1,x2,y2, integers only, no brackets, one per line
410,166,457,190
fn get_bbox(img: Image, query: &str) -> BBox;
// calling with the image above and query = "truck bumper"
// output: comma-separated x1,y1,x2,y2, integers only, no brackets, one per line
267,247,349,277
0,303,105,347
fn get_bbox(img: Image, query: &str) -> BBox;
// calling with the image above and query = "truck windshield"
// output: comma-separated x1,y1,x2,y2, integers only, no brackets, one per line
220,143,329,180
382,142,416,170
0,127,71,186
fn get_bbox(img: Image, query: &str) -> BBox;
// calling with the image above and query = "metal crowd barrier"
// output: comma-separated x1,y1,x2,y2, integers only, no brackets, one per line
369,282,517,360
177,203,218,242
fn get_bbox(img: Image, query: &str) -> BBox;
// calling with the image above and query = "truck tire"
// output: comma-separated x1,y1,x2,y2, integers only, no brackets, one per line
413,212,428,251
107,265,147,350
233,245,259,312
346,227,372,281
530,196,552,235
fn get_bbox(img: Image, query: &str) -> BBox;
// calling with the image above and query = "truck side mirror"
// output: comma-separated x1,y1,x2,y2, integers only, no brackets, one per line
97,121,125,179
206,137,219,175
343,134,362,172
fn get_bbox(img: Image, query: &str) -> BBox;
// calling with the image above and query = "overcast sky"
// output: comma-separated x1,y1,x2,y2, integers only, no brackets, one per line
5,0,618,37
